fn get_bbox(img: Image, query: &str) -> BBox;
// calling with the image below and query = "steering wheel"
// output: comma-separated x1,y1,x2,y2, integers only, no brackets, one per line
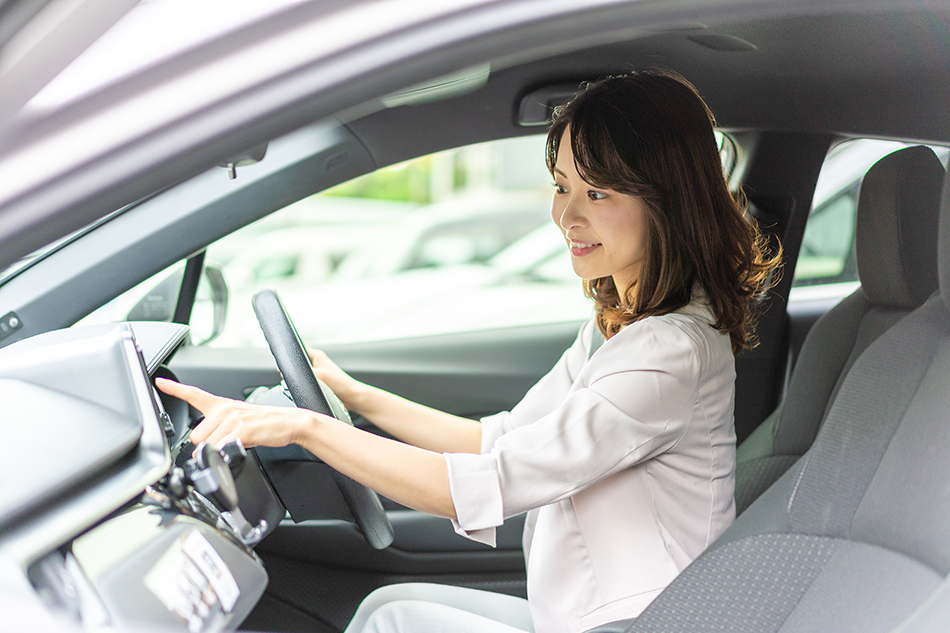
252,288,394,549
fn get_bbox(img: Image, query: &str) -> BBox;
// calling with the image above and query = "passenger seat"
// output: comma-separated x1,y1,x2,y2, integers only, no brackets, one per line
734,145,945,514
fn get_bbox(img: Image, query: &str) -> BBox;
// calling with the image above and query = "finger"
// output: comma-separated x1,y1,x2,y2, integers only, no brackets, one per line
202,422,245,451
189,414,220,445
188,434,236,458
155,377,221,413
212,429,245,451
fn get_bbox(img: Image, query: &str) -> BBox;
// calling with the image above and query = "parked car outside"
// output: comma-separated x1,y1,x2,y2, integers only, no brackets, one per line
214,190,554,346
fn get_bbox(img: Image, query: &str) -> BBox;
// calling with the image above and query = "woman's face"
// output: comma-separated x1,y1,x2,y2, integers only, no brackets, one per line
551,129,650,297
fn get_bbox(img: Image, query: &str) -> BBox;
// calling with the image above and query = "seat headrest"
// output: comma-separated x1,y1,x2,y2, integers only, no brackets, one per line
856,145,944,308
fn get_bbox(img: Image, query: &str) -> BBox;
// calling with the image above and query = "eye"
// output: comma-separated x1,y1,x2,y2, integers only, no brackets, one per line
553,183,568,194
588,190,607,201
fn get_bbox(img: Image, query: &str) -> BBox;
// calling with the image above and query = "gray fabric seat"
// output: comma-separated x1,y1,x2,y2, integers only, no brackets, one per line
734,145,945,514
604,159,950,633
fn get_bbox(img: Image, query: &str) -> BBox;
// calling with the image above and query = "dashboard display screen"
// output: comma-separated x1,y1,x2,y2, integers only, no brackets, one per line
0,325,151,528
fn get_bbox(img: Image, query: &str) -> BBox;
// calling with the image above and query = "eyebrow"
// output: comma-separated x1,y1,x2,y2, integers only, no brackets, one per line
553,167,568,178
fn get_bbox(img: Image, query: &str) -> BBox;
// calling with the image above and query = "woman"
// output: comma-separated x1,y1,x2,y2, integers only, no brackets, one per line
157,69,778,633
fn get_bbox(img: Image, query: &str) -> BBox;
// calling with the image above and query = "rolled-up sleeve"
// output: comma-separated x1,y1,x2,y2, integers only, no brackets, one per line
445,317,703,544
478,411,510,454
445,452,503,545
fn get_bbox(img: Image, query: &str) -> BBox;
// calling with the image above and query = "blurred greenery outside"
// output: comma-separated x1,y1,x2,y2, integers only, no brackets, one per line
322,156,441,204
320,146,494,205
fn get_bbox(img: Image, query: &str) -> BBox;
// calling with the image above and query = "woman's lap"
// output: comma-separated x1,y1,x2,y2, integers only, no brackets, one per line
344,583,534,633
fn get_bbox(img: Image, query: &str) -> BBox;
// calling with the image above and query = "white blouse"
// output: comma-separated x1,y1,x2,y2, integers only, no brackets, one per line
444,295,737,633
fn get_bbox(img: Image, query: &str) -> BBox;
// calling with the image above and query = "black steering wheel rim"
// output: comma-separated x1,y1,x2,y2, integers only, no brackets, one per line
252,288,394,549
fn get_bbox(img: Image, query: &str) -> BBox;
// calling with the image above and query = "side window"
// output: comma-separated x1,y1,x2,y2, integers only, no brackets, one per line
791,139,948,300
793,184,859,287
206,136,592,347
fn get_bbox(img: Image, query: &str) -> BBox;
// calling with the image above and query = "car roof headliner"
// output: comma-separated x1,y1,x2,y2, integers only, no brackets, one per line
353,6,950,169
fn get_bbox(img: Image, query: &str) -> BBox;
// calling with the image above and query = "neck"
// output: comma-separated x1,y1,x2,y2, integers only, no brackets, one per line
612,275,638,306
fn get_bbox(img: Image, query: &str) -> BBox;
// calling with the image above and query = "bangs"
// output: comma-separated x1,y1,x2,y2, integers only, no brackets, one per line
547,90,655,197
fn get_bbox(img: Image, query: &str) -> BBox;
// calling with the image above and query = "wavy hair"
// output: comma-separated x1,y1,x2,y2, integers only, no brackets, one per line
546,70,780,354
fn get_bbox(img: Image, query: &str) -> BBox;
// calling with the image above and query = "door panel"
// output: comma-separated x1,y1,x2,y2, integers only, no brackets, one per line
259,513,526,572
168,320,579,416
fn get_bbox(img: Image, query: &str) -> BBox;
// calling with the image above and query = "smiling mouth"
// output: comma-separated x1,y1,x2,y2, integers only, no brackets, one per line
569,240,601,256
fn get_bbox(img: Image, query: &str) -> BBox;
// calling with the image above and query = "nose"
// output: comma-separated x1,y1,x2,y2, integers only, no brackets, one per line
554,194,585,232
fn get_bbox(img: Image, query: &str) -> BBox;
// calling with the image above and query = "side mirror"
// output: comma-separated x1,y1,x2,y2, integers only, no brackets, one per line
191,265,228,345
125,265,228,345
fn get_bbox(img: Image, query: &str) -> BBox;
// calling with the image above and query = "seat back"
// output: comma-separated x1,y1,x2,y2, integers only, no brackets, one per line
623,161,950,633
735,145,945,513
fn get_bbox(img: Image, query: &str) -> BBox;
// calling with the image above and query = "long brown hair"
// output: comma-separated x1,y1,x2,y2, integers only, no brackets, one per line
546,70,779,354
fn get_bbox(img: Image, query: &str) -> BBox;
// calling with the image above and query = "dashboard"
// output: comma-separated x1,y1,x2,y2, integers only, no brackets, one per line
0,321,279,632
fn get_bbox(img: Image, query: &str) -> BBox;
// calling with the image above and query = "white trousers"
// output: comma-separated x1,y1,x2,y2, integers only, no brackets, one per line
344,583,535,633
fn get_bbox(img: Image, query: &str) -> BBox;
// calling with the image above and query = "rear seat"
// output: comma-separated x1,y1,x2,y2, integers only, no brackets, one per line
606,154,950,633
735,145,945,514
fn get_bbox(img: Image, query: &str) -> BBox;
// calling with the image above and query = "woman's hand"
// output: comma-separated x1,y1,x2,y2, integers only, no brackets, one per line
156,378,458,519
308,349,482,454
155,377,316,450
308,349,366,411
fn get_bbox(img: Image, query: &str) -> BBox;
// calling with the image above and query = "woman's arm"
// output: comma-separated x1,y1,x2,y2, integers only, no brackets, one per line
155,377,458,519
309,350,482,454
